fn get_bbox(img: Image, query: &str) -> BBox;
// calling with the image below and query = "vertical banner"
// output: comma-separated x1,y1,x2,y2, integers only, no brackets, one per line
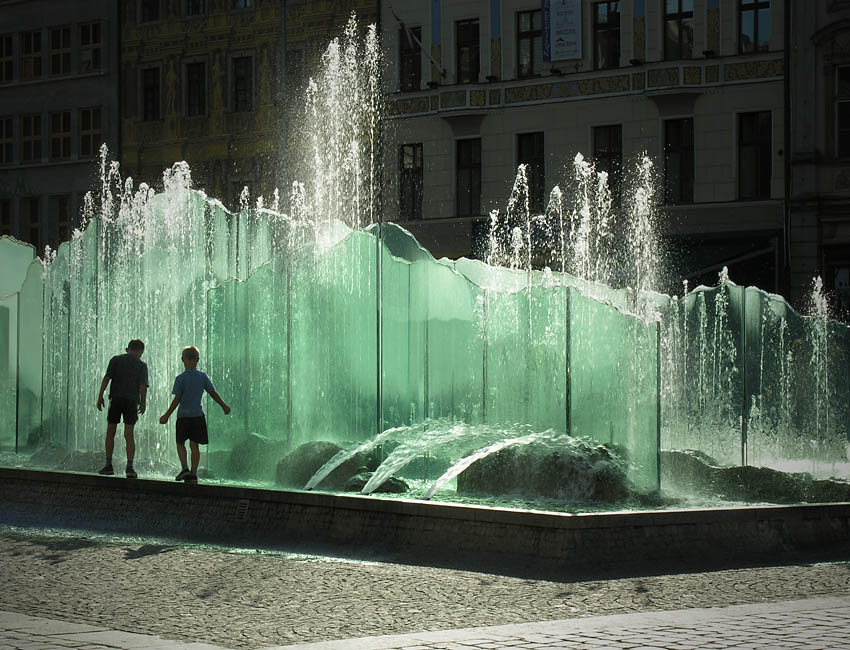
543,0,581,62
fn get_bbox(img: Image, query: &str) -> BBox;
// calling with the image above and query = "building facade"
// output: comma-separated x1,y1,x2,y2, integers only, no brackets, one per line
0,0,120,254
119,0,377,209
381,0,789,297
791,1,850,316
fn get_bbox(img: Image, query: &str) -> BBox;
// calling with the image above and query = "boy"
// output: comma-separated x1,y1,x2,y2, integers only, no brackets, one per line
159,345,230,483
96,339,149,478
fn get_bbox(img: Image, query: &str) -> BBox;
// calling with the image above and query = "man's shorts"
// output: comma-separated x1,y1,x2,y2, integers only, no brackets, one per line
107,397,139,425
176,415,209,445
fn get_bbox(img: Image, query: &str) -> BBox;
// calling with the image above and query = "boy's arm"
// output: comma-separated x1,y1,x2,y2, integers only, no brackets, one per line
159,395,181,424
138,385,148,414
209,390,231,415
96,374,110,411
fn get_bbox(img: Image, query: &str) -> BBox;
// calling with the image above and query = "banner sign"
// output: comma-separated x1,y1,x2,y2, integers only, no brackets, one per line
543,0,582,62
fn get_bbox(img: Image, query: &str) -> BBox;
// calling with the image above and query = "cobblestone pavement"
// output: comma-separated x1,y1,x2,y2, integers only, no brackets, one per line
0,526,848,649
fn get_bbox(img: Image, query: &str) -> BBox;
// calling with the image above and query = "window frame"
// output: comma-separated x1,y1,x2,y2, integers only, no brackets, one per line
49,26,71,76
185,60,207,117
1,34,14,84
664,117,694,205
141,67,161,121
20,29,42,81
592,124,623,200
664,0,694,61
0,198,12,237
516,9,543,78
232,55,254,112
739,0,770,54
593,2,621,70
184,0,207,16
0,116,12,164
79,106,102,158
49,110,71,161
837,65,850,158
139,0,161,24
48,194,71,246
23,196,41,252
399,26,422,92
20,114,42,163
456,137,482,217
516,131,545,214
399,143,424,220
79,22,102,73
737,110,772,200
455,19,480,85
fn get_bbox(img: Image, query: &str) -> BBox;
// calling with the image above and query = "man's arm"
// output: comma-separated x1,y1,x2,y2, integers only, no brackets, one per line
138,385,148,414
159,395,181,424
209,390,231,415
96,374,110,411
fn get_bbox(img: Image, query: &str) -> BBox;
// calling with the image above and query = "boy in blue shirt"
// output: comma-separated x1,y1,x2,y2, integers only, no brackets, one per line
159,345,230,483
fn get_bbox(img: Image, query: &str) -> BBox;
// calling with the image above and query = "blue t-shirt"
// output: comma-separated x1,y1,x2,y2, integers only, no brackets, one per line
172,369,215,418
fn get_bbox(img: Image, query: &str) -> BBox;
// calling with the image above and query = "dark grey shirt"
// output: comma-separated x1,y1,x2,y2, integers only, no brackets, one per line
106,353,149,403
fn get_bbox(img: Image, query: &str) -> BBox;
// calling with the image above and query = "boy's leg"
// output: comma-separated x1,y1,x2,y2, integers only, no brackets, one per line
189,441,200,474
123,424,135,462
104,422,117,459
176,440,188,468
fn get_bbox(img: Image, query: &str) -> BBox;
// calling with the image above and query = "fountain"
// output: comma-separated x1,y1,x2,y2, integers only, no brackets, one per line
1,15,849,513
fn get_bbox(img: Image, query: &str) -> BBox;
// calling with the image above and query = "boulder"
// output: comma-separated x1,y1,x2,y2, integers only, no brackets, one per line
457,440,630,502
344,471,409,494
275,440,377,490
224,432,288,482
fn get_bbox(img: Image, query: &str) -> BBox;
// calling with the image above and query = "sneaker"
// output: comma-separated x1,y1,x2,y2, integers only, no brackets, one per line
125,467,138,479
98,464,114,476
175,469,192,481
184,473,198,484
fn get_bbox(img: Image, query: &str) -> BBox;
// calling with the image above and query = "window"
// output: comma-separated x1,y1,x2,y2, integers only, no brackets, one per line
837,66,850,158
739,0,770,53
738,111,771,199
664,0,693,61
0,199,11,237
456,19,479,84
664,118,694,204
49,110,71,160
142,68,160,120
0,116,12,164
21,114,41,163
594,2,621,70
399,26,422,91
593,124,622,198
232,0,254,8
79,107,102,157
517,132,545,214
186,62,206,116
23,197,40,251
399,143,423,219
50,27,70,75
21,30,42,80
140,0,160,22
185,0,207,16
232,56,253,112
0,35,12,83
517,10,542,78
49,195,71,245
80,22,102,72
457,138,481,217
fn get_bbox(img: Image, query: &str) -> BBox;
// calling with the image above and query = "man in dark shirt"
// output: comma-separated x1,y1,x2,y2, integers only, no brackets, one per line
96,339,149,478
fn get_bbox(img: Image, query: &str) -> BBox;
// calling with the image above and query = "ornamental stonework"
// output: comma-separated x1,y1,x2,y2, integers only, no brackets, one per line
648,67,680,87
705,65,720,83
470,90,486,106
440,90,466,108
489,89,501,105
633,72,645,90
684,67,701,85
723,59,784,81
387,97,430,116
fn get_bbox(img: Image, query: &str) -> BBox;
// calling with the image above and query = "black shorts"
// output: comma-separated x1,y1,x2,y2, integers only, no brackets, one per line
176,416,208,445
107,397,139,425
